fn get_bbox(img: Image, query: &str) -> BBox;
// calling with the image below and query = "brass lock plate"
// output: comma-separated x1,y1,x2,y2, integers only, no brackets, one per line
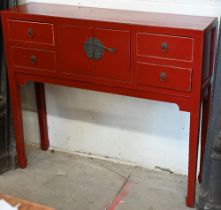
84,37,104,60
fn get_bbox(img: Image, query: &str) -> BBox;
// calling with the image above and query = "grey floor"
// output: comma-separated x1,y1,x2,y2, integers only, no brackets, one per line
0,146,194,210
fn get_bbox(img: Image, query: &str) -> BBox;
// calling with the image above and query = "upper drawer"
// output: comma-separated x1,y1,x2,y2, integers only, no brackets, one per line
8,20,54,45
137,33,194,61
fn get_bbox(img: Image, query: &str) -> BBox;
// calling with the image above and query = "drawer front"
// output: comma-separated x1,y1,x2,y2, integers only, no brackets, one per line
8,20,54,45
11,47,56,72
94,28,131,81
137,62,192,92
137,33,194,61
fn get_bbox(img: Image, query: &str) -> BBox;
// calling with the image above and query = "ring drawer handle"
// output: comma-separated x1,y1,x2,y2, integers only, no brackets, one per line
161,42,168,53
27,28,34,38
160,72,167,82
30,55,37,64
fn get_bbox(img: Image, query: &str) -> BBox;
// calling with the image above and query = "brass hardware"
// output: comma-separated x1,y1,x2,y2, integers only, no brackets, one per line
84,37,116,60
30,55,37,64
160,72,167,81
84,38,94,59
27,28,34,38
94,42,116,54
161,42,168,53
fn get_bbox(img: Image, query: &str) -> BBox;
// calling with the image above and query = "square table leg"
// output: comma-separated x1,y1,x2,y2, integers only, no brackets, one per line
9,75,27,168
198,85,212,183
186,109,201,207
35,82,49,151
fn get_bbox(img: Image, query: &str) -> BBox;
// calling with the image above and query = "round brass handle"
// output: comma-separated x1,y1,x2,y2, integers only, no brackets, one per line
27,28,34,38
160,72,167,82
161,42,168,53
30,55,37,64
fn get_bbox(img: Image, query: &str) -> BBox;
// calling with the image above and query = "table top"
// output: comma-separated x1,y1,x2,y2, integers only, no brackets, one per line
4,2,216,31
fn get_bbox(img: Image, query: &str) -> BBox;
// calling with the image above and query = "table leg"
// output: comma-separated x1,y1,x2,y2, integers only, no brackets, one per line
198,87,211,183
35,83,49,151
9,77,27,168
186,109,201,207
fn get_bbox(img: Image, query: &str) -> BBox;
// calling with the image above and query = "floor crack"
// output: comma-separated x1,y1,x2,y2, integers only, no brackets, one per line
105,166,137,210
91,159,136,180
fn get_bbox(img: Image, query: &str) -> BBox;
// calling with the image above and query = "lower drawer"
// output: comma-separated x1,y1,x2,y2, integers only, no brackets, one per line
137,62,192,92
11,47,56,72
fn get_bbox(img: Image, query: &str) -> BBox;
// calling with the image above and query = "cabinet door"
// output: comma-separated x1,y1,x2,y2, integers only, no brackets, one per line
58,25,95,76
94,28,131,81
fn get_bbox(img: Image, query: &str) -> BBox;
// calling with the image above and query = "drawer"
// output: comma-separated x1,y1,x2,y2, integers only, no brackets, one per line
11,47,56,72
137,62,192,92
8,20,54,45
137,33,194,61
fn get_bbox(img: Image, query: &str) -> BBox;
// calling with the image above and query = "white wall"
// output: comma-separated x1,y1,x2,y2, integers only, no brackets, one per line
20,0,221,175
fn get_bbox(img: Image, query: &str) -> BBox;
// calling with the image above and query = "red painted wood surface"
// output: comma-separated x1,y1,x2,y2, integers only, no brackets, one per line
137,62,192,91
94,28,131,81
6,3,215,30
35,83,49,151
11,47,56,72
0,3,218,208
58,25,94,76
136,33,194,61
8,19,54,45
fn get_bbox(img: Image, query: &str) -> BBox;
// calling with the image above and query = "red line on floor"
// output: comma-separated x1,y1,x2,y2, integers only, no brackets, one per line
106,181,130,210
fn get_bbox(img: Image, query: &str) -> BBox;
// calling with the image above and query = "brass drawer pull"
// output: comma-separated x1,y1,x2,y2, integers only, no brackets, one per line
30,55,37,64
27,28,34,38
161,42,168,53
160,72,167,82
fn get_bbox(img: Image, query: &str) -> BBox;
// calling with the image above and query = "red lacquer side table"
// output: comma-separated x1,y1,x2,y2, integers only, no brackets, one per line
1,3,217,207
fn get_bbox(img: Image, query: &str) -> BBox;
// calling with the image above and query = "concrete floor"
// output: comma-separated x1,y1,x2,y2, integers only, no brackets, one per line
0,146,194,210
